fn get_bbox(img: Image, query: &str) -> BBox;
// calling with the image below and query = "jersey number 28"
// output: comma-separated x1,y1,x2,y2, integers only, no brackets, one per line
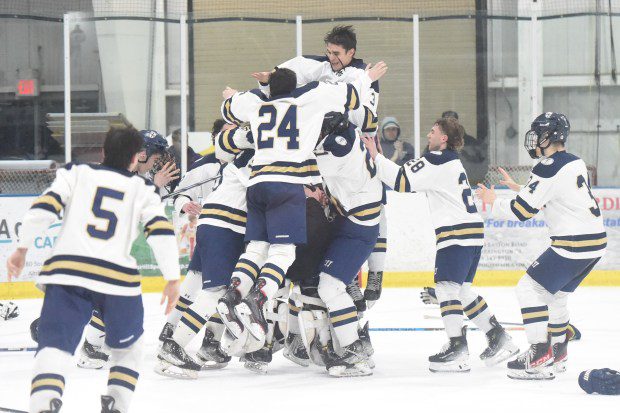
257,104,299,150
87,187,124,240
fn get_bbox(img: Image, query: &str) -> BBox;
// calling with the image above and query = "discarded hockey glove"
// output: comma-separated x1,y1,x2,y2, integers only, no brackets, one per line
0,301,19,320
579,368,620,395
420,287,438,305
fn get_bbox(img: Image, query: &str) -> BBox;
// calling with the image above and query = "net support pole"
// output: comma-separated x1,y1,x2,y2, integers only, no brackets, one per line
412,14,421,158
180,14,189,177
296,15,303,57
63,13,72,164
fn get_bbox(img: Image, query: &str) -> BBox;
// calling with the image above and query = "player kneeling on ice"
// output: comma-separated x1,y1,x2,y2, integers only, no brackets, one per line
6,126,180,413
477,113,606,380
363,117,518,373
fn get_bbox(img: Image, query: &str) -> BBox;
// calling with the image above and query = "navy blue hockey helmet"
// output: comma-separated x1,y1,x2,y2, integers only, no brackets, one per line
524,112,570,159
321,112,349,137
139,129,169,159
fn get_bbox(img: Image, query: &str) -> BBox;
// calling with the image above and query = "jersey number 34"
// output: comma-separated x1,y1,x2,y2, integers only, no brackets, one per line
257,104,300,150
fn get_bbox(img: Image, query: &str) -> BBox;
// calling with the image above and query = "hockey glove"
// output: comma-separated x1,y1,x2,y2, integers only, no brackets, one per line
579,368,620,395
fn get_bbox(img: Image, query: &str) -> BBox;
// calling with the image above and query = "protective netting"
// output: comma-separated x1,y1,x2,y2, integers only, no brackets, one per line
0,169,57,195
483,164,599,187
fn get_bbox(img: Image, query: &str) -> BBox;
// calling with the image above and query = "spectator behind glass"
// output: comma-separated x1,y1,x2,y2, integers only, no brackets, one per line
379,117,414,166
441,110,487,184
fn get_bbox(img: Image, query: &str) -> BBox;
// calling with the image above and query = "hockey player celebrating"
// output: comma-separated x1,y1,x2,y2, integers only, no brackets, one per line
363,117,518,373
251,25,385,308
7,126,181,413
157,125,254,378
76,128,181,370
476,112,607,380
216,62,387,348
311,112,383,376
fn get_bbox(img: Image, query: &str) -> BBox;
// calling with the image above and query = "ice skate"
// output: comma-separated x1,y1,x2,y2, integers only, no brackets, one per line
507,342,555,380
101,395,120,413
155,338,201,379
243,345,273,374
346,279,366,313
364,271,383,303
429,328,470,373
235,284,268,344
283,333,310,367
196,329,231,370
323,340,373,378
479,316,519,366
158,322,174,343
552,336,568,373
217,282,244,339
77,339,109,370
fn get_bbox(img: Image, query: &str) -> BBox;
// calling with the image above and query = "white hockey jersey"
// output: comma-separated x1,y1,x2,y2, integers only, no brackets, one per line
375,150,484,249
198,150,253,234
493,151,606,259
261,55,379,134
315,125,383,226
173,154,221,214
18,163,180,296
222,78,365,186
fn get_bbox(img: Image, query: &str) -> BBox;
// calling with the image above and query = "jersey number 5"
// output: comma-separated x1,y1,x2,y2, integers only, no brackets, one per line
458,173,477,213
87,187,124,240
577,175,601,217
257,104,300,150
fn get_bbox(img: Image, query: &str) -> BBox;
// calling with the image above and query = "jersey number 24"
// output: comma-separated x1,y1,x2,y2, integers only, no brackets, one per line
257,104,299,150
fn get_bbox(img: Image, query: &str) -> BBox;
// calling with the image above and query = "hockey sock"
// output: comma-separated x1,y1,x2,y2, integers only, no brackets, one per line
257,244,296,300
318,272,359,347
106,337,144,413
232,241,269,298
166,270,203,326
367,207,387,273
174,287,225,347
459,283,493,333
435,281,464,338
516,274,551,344
84,310,106,346
205,313,226,340
30,347,71,413
548,291,570,346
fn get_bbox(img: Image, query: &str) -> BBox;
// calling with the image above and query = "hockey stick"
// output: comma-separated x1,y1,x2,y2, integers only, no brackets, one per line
0,407,27,413
161,175,221,200
423,314,523,327
370,326,524,332
0,346,37,353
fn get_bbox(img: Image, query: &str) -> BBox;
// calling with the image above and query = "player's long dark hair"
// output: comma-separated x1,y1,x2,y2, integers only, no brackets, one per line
102,126,144,170
436,117,465,151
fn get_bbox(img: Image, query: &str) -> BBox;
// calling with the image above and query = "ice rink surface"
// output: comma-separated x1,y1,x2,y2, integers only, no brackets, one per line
1,287,619,413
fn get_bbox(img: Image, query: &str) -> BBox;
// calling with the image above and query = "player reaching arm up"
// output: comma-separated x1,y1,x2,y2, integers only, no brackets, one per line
476,112,606,380
363,118,518,373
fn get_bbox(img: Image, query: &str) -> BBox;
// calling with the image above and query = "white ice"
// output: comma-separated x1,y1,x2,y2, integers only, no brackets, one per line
1,287,619,413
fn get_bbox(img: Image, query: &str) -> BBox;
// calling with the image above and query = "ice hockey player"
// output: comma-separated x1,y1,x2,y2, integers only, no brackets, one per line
6,126,180,413
310,111,383,377
251,25,386,309
76,129,180,370
216,62,387,348
156,120,233,345
156,125,254,378
363,117,518,373
476,112,607,380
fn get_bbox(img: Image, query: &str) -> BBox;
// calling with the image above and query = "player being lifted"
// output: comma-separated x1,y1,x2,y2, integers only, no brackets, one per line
476,112,606,380
216,62,387,348
363,117,518,373
7,127,180,413
251,25,386,308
